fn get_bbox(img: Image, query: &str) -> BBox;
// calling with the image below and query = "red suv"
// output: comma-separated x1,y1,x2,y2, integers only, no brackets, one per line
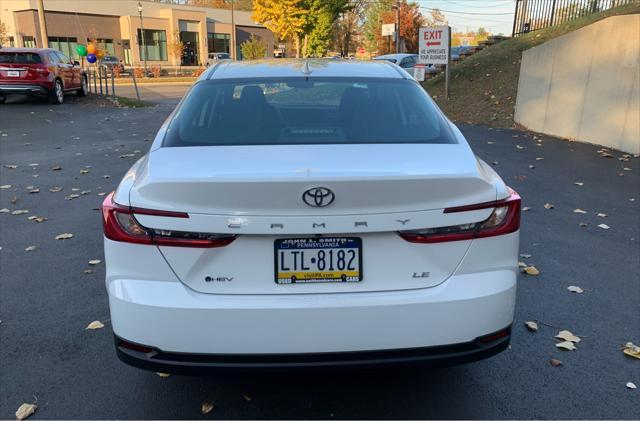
0,48,87,104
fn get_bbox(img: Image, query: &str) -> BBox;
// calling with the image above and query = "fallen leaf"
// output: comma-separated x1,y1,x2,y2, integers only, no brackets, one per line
80,169,90,174
4,164,18,169
627,382,637,389
549,358,563,367
525,321,538,331
573,208,587,214
11,210,29,215
523,266,540,276
201,402,215,415
543,203,554,209
522,206,531,212
243,395,252,401
51,165,62,171
574,182,584,186
597,213,607,218
85,320,104,330
598,224,610,230
622,342,640,360
535,157,544,161
579,222,588,227
556,330,581,343
64,194,80,200
84,269,94,274
529,164,536,169
88,259,102,265
567,286,584,293
520,253,532,258
10,196,17,204
97,192,106,196
516,145,524,150
28,189,40,194
0,184,11,189
24,246,36,251
0,208,9,213
556,341,577,351
49,186,63,193
156,372,171,378
15,403,37,421
55,233,73,240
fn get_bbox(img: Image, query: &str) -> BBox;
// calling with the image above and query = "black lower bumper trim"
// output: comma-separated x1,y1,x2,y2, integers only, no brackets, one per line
114,326,511,373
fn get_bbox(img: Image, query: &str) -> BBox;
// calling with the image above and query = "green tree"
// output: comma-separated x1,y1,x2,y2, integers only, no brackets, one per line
303,0,349,57
240,35,267,59
0,20,9,47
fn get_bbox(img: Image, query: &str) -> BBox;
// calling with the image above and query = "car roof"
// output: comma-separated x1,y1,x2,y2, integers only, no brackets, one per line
203,59,406,80
0,47,57,54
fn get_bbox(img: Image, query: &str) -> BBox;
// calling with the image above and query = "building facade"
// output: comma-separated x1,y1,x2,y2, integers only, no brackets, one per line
0,0,276,66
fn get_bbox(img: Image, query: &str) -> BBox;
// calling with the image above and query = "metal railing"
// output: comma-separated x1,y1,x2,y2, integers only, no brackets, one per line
512,0,635,36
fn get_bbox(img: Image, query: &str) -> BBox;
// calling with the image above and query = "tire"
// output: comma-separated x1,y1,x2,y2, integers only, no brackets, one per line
77,75,88,97
49,79,64,104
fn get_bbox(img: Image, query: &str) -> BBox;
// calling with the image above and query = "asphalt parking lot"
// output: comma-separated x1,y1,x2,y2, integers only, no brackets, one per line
1,94,638,419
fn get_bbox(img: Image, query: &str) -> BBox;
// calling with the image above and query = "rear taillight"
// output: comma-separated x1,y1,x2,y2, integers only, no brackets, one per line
101,192,236,248
399,188,521,244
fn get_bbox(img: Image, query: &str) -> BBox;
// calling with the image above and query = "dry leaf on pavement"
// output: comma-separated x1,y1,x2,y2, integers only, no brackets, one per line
543,203,554,209
523,266,540,276
156,372,171,378
556,341,577,351
622,342,640,360
15,403,37,420
11,210,29,215
49,186,63,193
55,233,73,240
567,286,584,293
597,213,607,218
549,358,563,367
0,184,11,189
573,209,587,214
201,402,215,415
524,321,538,331
88,259,102,265
627,382,637,389
555,330,581,343
24,246,36,251
598,224,610,230
574,182,584,186
85,320,104,330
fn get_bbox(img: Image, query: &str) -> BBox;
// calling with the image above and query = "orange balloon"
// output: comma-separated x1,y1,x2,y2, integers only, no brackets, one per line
87,43,96,54
96,50,105,59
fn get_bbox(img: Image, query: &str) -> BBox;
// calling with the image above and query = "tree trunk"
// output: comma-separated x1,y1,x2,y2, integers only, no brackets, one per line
303,34,308,58
295,35,300,58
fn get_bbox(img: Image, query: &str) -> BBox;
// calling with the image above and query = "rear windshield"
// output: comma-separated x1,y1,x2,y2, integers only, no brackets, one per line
0,52,43,64
163,77,455,147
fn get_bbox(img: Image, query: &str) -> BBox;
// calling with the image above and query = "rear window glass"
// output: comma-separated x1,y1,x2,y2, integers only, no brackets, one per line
0,52,43,64
163,77,455,147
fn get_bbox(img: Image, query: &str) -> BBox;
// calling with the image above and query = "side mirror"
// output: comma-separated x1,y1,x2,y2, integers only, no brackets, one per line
73,60,80,66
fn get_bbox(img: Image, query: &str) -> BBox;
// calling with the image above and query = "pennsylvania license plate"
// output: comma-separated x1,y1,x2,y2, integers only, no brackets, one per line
7,70,20,77
275,237,362,284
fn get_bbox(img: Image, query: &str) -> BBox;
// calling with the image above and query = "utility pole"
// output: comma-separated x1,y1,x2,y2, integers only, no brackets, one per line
230,0,236,59
37,0,49,48
395,0,400,53
137,2,148,75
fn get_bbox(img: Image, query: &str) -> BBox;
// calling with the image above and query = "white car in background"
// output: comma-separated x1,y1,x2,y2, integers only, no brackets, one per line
374,53,437,75
103,59,520,372
205,52,231,67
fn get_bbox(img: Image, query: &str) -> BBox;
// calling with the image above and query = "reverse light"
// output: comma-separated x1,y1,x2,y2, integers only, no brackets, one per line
400,188,521,244
101,192,236,248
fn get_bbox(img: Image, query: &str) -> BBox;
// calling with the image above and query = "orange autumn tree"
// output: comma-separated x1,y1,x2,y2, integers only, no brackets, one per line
376,1,424,54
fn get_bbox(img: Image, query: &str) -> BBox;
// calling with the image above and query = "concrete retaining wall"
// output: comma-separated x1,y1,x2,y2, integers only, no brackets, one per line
515,15,639,154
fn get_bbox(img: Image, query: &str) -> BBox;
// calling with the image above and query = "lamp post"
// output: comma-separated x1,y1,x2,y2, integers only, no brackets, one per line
137,2,148,75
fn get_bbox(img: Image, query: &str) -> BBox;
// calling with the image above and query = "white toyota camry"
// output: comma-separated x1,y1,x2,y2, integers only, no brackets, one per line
102,59,520,372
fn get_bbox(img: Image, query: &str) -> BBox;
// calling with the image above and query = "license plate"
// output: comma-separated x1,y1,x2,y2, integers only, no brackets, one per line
7,71,20,77
275,237,362,284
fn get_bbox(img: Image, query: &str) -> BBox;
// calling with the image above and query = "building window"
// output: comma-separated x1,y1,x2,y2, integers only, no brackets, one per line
208,33,230,54
137,29,167,61
23,36,36,48
89,38,116,56
49,36,78,59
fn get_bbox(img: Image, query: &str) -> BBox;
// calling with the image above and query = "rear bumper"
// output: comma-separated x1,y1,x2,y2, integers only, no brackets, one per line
115,327,511,373
0,83,50,95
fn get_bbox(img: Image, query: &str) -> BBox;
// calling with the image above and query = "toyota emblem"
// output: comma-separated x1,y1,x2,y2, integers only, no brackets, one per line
302,187,335,207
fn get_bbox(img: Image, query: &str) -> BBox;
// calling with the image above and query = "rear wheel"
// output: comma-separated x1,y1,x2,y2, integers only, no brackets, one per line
77,75,88,96
49,79,64,104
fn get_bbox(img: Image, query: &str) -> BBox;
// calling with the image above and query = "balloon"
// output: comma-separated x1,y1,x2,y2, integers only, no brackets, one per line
96,50,105,59
76,44,87,57
86,53,97,64
87,43,96,54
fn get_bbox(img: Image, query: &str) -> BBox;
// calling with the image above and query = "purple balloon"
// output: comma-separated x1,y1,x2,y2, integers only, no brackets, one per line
86,53,97,64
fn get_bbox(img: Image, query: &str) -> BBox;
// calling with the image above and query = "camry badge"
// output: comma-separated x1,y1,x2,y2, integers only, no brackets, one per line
302,187,335,207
